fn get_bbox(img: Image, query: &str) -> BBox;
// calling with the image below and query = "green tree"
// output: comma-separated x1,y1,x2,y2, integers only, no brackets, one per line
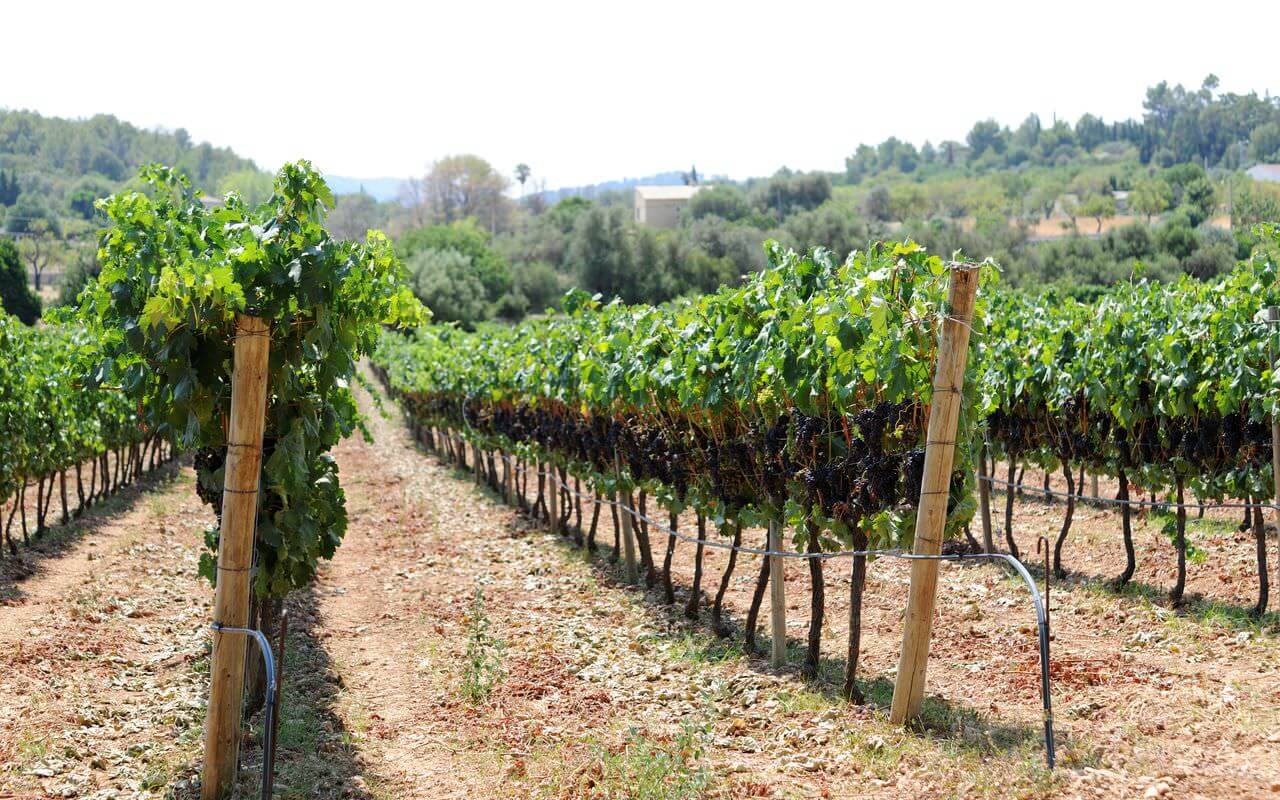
748,171,831,218
79,160,427,598
966,119,1007,158
407,248,489,328
568,206,639,302
326,192,386,242
0,237,40,323
3,193,61,236
1078,193,1117,234
1075,113,1109,151
17,218,62,291
1250,122,1280,162
0,170,19,206
1012,114,1042,150
1232,181,1280,228
687,184,750,221
510,260,563,314
412,154,512,231
217,168,274,205
66,175,114,221
515,163,532,195
1131,178,1172,222
400,218,511,302
1156,212,1198,260
862,185,893,222
844,144,877,183
56,246,101,307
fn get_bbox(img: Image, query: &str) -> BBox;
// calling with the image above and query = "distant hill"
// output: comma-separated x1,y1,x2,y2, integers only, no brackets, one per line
324,171,727,206
0,108,261,233
325,175,407,202
534,171,724,204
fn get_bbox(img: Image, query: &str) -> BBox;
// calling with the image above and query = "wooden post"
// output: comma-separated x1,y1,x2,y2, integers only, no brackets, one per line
889,264,981,725
1269,308,1280,530
547,463,560,534
768,519,787,668
615,454,638,584
201,315,271,799
1266,307,1280,593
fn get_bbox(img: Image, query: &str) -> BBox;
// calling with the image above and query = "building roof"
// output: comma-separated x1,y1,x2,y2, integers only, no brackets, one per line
634,184,703,201
1246,164,1280,183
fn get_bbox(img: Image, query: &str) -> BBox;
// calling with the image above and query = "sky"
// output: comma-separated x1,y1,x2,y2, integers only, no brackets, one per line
3,0,1277,191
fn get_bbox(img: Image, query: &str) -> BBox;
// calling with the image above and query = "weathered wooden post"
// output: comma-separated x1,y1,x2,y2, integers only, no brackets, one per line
202,315,271,799
548,463,560,534
1269,308,1280,530
889,263,980,724
1265,306,1280,590
768,519,787,668
615,454,638,584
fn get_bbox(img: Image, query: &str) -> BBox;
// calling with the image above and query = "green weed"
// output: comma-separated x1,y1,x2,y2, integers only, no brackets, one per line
587,722,712,800
460,585,504,705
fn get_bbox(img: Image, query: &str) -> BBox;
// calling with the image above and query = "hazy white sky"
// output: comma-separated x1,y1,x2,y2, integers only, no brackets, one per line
3,1,1277,190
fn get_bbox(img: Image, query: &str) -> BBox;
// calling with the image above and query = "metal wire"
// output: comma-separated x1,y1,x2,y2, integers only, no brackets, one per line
979,473,1280,512
465,445,1056,769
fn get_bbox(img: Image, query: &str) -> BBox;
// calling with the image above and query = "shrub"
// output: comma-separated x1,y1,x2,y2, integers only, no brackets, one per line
0,237,40,324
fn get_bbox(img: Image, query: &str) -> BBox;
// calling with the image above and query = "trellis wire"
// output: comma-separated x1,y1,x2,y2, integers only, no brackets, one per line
453,444,1057,768
978,473,1280,512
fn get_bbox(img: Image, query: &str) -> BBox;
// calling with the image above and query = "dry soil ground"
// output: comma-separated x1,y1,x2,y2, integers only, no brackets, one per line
2,378,1279,799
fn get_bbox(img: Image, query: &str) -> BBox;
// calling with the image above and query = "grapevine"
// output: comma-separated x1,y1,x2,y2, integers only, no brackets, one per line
373,241,990,693
0,314,172,553
75,161,427,601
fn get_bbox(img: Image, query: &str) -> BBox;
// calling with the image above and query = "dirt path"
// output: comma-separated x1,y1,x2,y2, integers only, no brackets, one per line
0,467,214,797
5,376,1280,799
306,379,1280,799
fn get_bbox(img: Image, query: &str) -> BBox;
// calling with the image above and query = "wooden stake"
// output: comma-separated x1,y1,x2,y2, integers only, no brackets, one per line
548,463,560,534
615,454,638,584
1269,308,1280,530
1267,307,1280,593
768,519,787,668
889,264,981,724
201,315,271,799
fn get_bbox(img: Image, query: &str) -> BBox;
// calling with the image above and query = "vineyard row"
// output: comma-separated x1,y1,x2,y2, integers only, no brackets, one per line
0,315,177,553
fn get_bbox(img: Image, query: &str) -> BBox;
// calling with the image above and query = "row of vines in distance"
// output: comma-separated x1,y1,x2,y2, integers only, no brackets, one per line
374,223,1280,665
982,224,1280,614
373,241,989,698
0,315,175,553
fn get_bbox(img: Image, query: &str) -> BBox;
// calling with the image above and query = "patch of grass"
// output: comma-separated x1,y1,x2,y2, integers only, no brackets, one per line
774,685,831,714
843,727,913,779
460,585,504,705
1187,515,1242,537
145,492,174,518
577,722,713,800
15,734,49,761
841,719,1064,796
1077,574,1280,636
652,630,744,666
277,702,322,753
